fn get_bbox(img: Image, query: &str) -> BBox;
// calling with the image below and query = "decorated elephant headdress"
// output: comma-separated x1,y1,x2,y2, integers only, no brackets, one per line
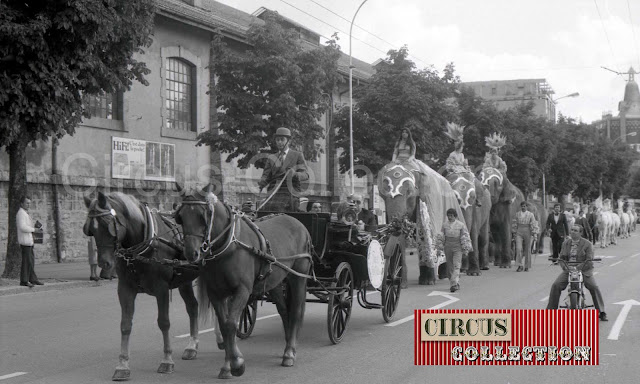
485,132,506,151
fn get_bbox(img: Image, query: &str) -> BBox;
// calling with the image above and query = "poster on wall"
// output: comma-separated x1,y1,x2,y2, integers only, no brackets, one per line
112,137,175,181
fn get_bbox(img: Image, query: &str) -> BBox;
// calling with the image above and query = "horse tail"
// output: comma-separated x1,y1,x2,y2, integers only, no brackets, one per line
196,277,214,327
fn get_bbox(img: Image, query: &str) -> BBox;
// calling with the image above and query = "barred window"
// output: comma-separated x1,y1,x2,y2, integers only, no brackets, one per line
87,92,120,120
165,58,195,131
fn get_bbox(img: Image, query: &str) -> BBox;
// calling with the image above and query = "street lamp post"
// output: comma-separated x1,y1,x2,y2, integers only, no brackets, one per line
349,0,368,197
612,131,637,144
543,91,581,202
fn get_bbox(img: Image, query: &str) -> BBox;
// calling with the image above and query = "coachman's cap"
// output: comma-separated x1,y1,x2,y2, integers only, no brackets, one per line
275,127,291,137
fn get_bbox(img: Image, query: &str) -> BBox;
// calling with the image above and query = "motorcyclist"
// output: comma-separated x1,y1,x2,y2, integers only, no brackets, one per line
546,224,608,321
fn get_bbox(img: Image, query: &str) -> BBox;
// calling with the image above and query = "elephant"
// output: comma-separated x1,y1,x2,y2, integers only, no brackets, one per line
479,166,525,268
445,171,492,275
378,161,464,285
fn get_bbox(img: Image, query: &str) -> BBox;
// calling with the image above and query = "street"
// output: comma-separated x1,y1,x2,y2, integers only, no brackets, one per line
1,235,639,384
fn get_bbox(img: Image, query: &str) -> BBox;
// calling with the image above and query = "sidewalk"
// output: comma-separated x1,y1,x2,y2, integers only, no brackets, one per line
0,261,116,296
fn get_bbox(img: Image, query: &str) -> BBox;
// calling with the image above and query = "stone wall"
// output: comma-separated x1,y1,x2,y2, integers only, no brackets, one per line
0,173,181,264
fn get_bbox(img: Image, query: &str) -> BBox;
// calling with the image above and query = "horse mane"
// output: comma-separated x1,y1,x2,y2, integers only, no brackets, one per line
107,192,145,227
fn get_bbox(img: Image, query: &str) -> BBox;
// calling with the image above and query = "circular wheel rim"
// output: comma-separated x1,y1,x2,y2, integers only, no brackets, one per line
327,262,353,344
236,299,258,339
382,245,403,322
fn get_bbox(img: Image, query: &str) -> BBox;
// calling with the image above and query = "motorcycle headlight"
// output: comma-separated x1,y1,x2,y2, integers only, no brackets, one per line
569,271,581,281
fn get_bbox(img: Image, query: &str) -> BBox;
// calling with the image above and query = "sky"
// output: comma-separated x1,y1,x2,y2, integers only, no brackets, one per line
215,0,640,124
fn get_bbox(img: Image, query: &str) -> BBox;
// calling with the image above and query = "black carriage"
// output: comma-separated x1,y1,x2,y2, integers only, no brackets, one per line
236,209,404,344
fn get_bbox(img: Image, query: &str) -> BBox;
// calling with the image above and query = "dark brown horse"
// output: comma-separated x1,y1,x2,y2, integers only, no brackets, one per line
174,185,312,379
83,192,207,381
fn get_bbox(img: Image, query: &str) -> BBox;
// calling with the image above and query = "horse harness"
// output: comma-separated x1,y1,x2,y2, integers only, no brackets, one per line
175,199,314,282
87,203,196,291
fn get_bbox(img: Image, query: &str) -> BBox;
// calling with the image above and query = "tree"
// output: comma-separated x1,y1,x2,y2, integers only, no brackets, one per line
333,47,459,175
458,91,556,196
1,0,155,278
625,168,640,198
197,14,341,168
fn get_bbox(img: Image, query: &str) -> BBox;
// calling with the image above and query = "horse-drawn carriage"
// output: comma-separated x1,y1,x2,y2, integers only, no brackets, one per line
236,209,404,343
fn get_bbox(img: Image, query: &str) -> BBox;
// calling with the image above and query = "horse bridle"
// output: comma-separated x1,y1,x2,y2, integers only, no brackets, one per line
87,207,124,258
175,198,238,262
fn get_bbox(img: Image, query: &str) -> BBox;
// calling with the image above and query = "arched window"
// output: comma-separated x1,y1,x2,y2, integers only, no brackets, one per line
165,58,195,131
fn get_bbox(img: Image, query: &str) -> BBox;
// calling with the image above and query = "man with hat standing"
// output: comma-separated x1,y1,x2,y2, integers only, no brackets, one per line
258,127,309,212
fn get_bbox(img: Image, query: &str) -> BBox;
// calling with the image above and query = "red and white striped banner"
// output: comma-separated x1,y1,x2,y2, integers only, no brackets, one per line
414,309,599,365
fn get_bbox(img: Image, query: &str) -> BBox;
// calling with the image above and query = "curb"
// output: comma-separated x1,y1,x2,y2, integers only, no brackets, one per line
0,279,116,297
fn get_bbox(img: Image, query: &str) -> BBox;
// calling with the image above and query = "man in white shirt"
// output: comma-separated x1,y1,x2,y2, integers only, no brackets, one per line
17,196,43,287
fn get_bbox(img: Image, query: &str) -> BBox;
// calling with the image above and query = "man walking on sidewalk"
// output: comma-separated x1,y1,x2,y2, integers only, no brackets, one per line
17,195,44,287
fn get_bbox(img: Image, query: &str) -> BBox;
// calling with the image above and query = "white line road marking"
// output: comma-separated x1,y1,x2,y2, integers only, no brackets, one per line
540,295,549,302
175,314,280,338
0,372,27,381
603,354,617,356
630,253,640,258
385,290,460,327
593,271,600,275
609,261,623,267
607,300,640,341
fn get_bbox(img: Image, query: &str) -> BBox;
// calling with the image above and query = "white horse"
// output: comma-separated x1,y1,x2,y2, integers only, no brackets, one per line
618,210,630,238
629,210,637,232
596,209,613,248
610,211,620,245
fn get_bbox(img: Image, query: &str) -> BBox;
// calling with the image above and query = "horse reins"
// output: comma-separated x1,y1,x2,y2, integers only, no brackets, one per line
176,198,315,280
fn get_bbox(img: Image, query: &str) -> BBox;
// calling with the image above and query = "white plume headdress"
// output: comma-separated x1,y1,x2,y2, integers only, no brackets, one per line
444,122,465,145
485,132,507,150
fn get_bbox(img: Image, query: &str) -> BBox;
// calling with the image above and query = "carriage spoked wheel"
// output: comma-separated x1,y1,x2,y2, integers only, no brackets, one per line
236,298,258,339
327,262,354,344
382,245,403,323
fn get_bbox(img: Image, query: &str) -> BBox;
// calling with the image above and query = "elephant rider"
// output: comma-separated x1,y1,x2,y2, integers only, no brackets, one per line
441,122,481,207
512,201,539,272
546,224,608,321
482,132,508,175
258,127,309,212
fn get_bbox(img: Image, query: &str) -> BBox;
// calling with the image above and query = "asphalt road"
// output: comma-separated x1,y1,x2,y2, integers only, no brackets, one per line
1,234,639,384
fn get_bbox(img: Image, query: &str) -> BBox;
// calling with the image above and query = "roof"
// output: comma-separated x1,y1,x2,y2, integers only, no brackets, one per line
156,0,260,41
337,53,376,80
155,1,376,80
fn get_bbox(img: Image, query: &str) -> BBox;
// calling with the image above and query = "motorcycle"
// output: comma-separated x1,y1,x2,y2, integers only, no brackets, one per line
557,258,602,310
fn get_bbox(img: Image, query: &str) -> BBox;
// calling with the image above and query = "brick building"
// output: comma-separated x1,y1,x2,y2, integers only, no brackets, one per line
0,0,376,264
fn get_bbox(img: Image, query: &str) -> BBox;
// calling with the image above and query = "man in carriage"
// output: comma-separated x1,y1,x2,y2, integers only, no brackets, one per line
258,127,309,212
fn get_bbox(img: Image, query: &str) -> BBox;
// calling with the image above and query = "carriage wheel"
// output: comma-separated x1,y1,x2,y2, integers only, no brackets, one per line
327,262,354,344
382,245,403,323
236,298,258,339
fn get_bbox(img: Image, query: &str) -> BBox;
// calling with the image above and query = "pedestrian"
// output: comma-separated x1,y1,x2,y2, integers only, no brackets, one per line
577,210,593,242
587,205,599,244
512,201,540,272
257,127,308,212
307,200,322,213
436,208,472,292
17,195,44,287
546,203,569,263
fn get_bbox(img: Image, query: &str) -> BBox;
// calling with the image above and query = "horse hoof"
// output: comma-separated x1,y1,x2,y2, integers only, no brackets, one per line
157,363,174,374
282,357,295,367
182,348,197,360
217,342,225,350
218,368,232,379
112,369,131,381
231,363,245,377
481,267,489,270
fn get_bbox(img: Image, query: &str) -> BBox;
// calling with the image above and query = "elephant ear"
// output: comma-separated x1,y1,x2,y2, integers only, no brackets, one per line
499,180,517,203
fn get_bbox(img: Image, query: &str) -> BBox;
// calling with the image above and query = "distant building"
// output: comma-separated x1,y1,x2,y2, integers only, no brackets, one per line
461,79,556,121
596,67,640,154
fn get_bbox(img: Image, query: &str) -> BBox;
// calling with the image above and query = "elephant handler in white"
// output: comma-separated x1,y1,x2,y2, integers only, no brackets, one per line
512,201,540,272
436,208,472,292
